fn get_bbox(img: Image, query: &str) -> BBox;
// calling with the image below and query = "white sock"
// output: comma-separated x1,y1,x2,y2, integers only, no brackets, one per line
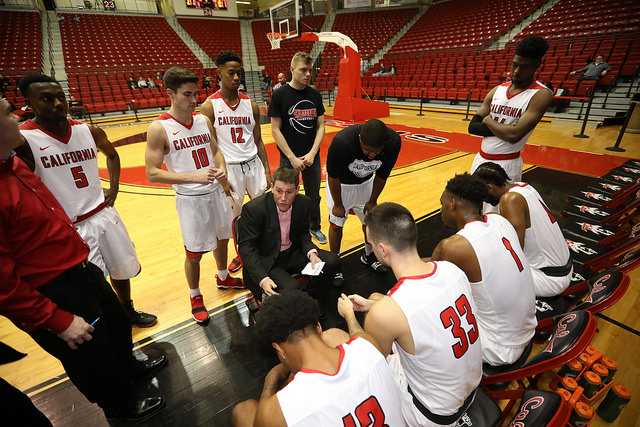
218,269,229,281
365,243,373,256
189,288,201,297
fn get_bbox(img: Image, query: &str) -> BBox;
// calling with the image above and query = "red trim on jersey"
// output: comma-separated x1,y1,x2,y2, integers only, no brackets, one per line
210,90,246,112
156,112,197,130
297,344,346,376
504,80,546,100
507,182,529,192
74,202,107,224
387,263,438,296
19,118,83,145
185,246,209,257
463,215,488,228
479,150,520,160
345,336,359,345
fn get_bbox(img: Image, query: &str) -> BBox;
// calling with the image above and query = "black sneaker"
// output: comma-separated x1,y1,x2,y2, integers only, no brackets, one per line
360,252,390,274
332,272,345,288
124,300,158,327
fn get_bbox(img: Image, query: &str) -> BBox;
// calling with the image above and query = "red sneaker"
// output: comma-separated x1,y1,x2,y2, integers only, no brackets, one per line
190,295,209,322
216,275,245,290
228,256,243,273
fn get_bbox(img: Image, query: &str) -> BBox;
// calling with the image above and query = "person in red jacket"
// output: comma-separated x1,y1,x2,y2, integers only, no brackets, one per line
0,98,165,423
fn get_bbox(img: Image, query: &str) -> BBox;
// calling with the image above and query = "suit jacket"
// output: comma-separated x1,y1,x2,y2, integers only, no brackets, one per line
237,192,317,284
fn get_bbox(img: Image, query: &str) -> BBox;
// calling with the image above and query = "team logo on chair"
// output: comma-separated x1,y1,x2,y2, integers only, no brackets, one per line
535,300,553,313
581,192,611,202
575,205,608,216
611,175,633,183
598,183,621,191
577,222,614,236
583,274,610,304
572,271,586,282
543,313,577,354
508,396,544,426
565,239,598,255
622,167,640,175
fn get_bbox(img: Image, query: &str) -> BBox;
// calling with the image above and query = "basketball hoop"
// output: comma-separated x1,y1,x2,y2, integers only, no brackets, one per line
267,32,286,50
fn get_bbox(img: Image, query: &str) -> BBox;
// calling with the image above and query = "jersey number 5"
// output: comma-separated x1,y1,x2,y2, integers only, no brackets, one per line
440,294,479,359
342,396,389,427
71,166,89,188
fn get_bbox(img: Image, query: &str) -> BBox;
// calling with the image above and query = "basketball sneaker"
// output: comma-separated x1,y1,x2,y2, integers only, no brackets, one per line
360,251,390,274
310,229,328,244
190,294,209,323
216,275,245,290
228,256,242,273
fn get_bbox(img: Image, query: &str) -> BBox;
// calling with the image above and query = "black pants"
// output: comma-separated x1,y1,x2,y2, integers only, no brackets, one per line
244,247,339,301
31,263,136,412
279,154,322,232
576,76,600,82
0,377,52,426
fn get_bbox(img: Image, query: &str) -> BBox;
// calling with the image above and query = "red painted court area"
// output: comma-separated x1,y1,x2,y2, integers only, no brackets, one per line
102,119,629,187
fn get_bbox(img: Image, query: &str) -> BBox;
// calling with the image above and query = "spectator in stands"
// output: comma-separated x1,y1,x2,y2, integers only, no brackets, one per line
335,202,482,426
261,73,272,90
0,97,166,423
68,95,84,119
154,72,164,87
430,173,536,366
372,62,388,77
0,74,9,93
203,72,212,89
468,35,553,184
273,73,287,90
570,55,611,83
147,77,156,88
128,77,138,90
137,77,148,89
231,290,405,427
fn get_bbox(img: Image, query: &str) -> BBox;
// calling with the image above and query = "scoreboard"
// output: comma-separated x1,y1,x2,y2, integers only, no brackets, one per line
186,0,228,10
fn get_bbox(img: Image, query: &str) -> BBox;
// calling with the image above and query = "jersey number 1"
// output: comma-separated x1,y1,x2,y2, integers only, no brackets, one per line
342,396,389,427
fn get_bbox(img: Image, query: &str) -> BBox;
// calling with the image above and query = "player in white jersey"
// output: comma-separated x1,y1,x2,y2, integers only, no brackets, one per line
332,203,481,427
473,162,572,297
16,73,156,327
432,173,536,366
468,35,553,183
231,290,405,427
145,67,242,324
200,51,271,274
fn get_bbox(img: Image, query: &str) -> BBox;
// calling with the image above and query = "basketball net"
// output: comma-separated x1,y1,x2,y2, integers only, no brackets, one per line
267,33,286,50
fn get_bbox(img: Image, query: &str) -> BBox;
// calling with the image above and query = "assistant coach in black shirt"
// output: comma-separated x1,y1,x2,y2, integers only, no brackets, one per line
326,119,401,276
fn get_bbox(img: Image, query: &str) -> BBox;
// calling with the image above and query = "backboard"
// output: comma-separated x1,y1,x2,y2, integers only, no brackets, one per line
269,0,301,39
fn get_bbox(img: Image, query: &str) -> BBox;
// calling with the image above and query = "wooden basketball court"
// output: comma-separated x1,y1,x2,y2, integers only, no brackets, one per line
2,106,639,426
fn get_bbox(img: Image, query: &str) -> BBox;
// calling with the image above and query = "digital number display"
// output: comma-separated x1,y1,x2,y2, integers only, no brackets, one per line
186,0,228,10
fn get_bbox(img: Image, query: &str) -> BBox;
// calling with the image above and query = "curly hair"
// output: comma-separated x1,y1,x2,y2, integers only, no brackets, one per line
360,119,388,149
256,290,321,345
445,173,488,208
365,202,417,252
472,162,510,186
18,73,59,98
163,67,198,92
515,35,549,62
215,50,242,67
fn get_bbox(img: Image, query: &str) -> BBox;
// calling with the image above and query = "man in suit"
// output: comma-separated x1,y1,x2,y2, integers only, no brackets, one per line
237,167,340,304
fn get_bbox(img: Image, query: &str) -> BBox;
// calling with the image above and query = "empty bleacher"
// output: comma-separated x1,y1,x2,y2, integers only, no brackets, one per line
177,17,242,61
59,13,200,71
1,10,42,109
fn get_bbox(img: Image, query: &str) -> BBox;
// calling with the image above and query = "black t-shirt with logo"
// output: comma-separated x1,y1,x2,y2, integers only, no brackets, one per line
268,84,325,157
326,124,402,185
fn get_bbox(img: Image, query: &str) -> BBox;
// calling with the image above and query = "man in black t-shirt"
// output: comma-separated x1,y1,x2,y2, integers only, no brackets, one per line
326,119,401,275
268,52,327,245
